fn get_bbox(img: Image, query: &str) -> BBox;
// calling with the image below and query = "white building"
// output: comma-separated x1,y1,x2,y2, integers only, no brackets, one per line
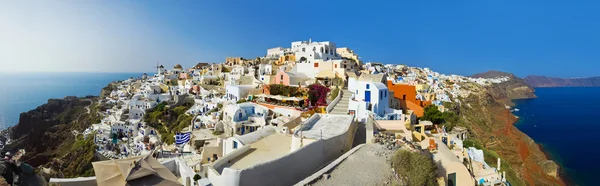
266,47,290,59
348,81,390,122
292,39,339,64
225,85,253,102
222,103,270,137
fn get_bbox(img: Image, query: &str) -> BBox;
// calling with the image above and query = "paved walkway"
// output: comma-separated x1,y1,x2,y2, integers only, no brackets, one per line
311,144,397,186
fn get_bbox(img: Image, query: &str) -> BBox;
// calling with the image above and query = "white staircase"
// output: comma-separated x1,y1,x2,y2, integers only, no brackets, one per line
329,89,353,115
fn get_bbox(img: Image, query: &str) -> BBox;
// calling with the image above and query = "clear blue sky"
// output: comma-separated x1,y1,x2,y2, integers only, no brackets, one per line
1,0,599,77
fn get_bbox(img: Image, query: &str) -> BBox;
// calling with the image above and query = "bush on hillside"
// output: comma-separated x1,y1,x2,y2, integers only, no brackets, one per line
421,105,458,127
391,150,437,186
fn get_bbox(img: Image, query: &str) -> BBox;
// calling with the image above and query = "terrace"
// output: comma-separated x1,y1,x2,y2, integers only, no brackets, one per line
217,133,292,172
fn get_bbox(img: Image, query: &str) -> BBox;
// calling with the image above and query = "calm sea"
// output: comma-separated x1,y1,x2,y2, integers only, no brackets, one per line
514,87,600,186
0,72,145,130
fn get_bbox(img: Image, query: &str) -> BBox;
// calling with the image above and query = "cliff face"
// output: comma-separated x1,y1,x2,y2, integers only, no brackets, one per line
524,75,600,87
471,71,536,106
459,74,564,185
5,96,102,178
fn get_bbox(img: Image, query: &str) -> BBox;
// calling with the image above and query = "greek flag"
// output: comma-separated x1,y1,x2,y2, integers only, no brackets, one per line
175,132,191,145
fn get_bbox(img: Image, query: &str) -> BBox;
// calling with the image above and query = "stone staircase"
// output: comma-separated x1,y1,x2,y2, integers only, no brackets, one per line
330,89,353,115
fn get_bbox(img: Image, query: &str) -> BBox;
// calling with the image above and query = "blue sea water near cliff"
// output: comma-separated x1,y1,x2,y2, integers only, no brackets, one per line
513,87,600,186
0,72,144,130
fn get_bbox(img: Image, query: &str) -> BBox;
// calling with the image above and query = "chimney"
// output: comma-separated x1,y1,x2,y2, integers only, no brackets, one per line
497,158,501,171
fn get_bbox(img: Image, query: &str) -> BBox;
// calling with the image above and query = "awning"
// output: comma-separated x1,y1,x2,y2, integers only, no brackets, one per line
283,97,302,101
271,95,284,100
254,94,271,98
92,154,180,186
316,70,337,78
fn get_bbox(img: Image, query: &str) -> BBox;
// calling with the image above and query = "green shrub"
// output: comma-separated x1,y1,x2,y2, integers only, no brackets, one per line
329,87,340,100
391,150,437,186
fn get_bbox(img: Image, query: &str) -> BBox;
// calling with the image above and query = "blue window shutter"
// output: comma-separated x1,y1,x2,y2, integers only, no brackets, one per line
366,84,370,89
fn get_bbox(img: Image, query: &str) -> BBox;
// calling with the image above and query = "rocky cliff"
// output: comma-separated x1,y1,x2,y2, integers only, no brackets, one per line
458,72,564,185
524,75,600,87
4,96,103,179
471,71,536,106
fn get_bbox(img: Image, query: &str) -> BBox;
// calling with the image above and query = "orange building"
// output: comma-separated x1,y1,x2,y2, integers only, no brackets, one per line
386,80,431,117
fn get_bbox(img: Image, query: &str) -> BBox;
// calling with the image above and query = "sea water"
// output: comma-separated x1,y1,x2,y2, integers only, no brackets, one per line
514,87,600,186
0,72,144,130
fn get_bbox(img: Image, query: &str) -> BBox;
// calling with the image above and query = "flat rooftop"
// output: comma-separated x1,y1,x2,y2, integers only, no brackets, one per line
224,134,292,170
297,114,353,140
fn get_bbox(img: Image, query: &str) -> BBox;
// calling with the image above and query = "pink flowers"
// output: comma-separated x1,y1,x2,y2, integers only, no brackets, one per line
308,84,330,106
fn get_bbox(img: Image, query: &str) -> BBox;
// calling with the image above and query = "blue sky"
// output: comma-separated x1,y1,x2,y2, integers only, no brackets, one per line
1,1,599,77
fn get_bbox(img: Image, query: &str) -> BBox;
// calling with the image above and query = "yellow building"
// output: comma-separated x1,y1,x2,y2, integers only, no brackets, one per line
225,57,245,66
275,54,295,66
336,47,361,65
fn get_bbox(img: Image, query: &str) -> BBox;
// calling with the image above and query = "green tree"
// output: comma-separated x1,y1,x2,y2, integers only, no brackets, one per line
193,174,202,181
391,150,437,186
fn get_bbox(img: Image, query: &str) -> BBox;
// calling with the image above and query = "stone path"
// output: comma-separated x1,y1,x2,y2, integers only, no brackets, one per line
311,144,397,186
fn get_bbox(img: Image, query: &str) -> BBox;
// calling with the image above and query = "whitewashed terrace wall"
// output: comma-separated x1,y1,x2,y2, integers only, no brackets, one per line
237,121,357,186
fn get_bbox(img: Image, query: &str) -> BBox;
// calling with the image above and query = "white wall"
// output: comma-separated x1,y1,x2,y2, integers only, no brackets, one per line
226,85,253,102
355,81,389,116
273,107,301,117
208,145,251,186
223,137,244,156
236,121,357,186
348,77,358,92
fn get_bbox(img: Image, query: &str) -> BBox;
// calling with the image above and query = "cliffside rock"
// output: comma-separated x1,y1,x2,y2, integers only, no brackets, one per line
539,160,560,178
4,95,102,179
524,75,600,87
472,71,536,106
459,75,564,185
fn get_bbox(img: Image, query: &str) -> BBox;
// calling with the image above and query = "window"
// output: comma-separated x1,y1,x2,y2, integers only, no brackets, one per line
314,63,319,67
335,64,337,68
385,91,387,97
281,75,284,80
233,141,238,149
380,91,383,100
366,84,370,89
302,48,305,52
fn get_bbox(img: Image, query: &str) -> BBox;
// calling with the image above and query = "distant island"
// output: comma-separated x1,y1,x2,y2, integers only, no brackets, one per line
523,75,600,87
472,70,600,88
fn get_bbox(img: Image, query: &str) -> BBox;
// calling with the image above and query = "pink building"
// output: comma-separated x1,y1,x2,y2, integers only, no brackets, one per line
274,70,308,86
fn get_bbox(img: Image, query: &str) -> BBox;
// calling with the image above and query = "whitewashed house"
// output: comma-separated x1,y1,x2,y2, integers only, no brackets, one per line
348,81,390,122
225,85,253,102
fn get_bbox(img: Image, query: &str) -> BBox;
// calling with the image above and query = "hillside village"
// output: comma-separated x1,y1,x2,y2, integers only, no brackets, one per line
48,39,513,186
